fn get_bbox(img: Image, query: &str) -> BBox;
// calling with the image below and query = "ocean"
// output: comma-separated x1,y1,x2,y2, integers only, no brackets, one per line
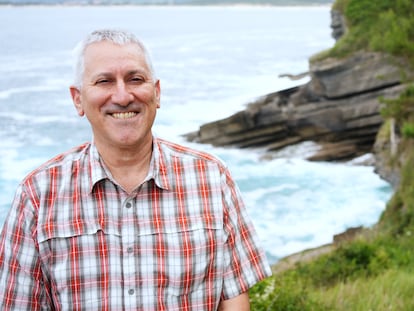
0,4,392,263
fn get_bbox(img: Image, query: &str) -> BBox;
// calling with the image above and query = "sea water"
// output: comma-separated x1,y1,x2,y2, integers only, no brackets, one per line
0,5,392,263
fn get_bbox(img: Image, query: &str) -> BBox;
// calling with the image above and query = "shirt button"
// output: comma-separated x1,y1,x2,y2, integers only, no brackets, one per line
128,289,135,295
125,202,132,209
127,247,133,253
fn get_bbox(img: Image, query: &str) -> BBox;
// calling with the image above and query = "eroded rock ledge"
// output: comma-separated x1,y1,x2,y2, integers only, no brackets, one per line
185,51,410,162
185,7,414,163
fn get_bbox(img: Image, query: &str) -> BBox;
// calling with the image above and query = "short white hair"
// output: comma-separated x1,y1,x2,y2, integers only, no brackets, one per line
72,29,156,88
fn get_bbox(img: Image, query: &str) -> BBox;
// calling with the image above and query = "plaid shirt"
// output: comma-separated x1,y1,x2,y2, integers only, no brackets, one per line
0,137,271,310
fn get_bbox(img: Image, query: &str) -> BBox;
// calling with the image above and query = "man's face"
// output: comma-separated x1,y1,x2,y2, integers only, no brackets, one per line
70,41,160,151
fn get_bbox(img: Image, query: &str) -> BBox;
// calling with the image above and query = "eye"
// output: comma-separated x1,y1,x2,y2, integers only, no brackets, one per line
95,78,111,85
130,76,145,84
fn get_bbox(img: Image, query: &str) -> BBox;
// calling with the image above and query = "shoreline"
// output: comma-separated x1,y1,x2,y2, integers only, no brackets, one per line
271,226,365,274
272,243,335,274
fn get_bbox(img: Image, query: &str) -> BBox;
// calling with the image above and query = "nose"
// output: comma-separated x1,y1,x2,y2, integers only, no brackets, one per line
111,80,134,106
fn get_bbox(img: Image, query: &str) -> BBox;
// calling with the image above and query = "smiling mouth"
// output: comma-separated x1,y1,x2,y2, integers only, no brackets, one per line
111,112,138,119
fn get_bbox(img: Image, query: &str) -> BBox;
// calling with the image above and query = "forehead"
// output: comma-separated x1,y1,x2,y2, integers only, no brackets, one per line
83,41,150,74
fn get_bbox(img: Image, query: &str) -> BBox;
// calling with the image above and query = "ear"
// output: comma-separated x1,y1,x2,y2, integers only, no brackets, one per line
70,86,84,116
155,79,161,108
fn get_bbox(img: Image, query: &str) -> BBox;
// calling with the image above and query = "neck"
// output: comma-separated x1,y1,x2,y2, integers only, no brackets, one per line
96,138,153,193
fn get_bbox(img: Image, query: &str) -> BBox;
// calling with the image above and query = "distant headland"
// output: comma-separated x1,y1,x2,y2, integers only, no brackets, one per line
0,0,334,6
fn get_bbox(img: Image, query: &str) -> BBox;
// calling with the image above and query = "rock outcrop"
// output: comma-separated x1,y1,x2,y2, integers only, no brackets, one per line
185,10,412,162
185,51,409,161
330,9,347,41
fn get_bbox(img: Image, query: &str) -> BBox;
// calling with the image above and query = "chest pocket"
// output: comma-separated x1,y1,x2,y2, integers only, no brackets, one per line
37,218,122,264
141,220,223,297
37,220,122,308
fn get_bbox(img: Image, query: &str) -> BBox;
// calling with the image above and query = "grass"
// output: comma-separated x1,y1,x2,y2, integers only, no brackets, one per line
250,228,414,310
312,268,414,311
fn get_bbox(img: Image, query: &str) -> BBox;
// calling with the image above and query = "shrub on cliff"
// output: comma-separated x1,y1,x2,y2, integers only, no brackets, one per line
378,140,414,235
381,85,414,139
330,0,414,65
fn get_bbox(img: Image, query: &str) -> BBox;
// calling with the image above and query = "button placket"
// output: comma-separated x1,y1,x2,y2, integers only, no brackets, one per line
122,197,137,309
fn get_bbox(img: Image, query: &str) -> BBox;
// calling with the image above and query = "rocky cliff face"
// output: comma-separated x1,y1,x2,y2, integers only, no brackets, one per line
185,10,412,164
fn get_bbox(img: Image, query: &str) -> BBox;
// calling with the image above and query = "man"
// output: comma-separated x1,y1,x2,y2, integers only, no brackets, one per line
0,29,271,310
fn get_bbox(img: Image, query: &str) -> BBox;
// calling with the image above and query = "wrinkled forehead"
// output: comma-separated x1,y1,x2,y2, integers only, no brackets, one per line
83,41,150,70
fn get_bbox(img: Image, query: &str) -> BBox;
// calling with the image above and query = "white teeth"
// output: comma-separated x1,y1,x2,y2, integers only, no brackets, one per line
112,112,137,119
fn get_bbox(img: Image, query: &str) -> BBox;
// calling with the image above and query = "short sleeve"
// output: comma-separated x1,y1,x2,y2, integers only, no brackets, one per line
0,184,51,310
220,166,272,299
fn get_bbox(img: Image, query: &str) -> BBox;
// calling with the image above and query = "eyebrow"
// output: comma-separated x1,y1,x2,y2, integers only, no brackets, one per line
126,69,149,77
91,69,150,80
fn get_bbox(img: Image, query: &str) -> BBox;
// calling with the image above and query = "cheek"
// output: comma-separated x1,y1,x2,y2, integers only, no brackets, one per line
139,88,154,100
82,92,106,110
138,84,160,103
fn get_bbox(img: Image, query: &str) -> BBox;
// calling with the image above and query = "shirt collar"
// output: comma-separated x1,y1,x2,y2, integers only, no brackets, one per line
89,142,109,193
89,136,171,193
149,135,171,190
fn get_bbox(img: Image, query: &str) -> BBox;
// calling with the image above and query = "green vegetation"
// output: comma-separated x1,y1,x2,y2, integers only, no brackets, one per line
250,0,414,309
315,0,414,65
250,229,414,310
381,85,414,139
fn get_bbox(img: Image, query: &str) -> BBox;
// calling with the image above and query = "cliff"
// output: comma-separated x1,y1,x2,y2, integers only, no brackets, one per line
185,9,413,166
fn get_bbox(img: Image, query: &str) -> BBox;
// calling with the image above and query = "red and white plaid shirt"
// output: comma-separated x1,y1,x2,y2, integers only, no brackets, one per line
0,137,271,310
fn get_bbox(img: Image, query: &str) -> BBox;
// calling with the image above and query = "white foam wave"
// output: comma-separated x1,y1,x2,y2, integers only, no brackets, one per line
212,156,393,261
0,81,68,100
